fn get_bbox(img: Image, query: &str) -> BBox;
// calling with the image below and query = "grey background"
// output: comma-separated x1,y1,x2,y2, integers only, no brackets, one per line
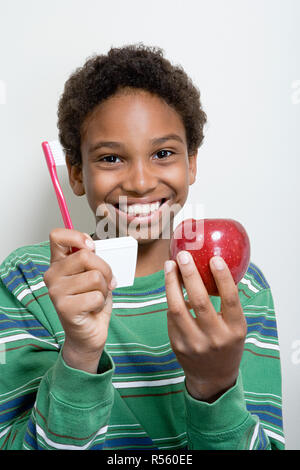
0,0,299,449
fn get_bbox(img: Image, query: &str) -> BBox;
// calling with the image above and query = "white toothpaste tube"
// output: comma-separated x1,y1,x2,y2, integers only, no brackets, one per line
94,236,138,288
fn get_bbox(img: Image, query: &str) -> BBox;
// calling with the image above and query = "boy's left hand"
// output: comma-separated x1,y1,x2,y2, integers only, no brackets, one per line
164,251,247,403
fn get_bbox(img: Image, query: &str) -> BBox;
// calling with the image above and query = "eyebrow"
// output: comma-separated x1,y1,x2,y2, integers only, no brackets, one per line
88,133,184,154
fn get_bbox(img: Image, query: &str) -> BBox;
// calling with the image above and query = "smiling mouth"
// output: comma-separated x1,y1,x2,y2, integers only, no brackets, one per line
113,198,167,217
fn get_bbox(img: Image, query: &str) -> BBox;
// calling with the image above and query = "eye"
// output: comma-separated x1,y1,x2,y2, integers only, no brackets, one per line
98,155,121,164
154,150,173,160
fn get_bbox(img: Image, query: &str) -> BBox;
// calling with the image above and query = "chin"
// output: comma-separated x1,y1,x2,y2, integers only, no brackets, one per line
127,224,173,245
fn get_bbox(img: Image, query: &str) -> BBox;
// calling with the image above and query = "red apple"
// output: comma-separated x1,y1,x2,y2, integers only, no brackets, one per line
169,218,250,296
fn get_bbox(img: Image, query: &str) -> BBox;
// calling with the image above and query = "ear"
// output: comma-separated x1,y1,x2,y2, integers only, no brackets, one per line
188,152,198,186
66,156,85,196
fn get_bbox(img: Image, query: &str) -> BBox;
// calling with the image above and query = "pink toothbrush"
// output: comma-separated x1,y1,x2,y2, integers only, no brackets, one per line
42,140,78,252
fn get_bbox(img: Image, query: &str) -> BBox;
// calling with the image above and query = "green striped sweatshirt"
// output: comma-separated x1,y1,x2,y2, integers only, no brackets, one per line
0,240,285,450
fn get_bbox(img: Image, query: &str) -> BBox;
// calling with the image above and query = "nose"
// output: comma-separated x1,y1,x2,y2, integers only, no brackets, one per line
121,159,158,195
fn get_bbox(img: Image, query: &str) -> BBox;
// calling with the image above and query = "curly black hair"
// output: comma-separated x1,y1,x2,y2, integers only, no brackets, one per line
57,43,207,167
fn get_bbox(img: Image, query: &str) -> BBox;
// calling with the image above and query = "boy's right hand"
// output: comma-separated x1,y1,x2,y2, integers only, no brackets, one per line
43,228,116,373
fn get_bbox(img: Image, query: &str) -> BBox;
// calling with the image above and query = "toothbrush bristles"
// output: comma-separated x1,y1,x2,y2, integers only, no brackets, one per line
48,140,66,166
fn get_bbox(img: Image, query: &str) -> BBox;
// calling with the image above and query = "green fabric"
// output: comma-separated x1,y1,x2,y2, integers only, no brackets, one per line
49,348,115,407
0,241,285,450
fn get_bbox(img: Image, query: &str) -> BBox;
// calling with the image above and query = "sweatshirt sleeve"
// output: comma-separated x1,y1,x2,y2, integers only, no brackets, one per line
26,348,115,450
184,282,285,450
0,245,115,450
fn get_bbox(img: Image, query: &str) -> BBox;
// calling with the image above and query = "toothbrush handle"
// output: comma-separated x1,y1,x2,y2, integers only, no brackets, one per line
42,142,78,253
49,165,74,230
49,166,79,254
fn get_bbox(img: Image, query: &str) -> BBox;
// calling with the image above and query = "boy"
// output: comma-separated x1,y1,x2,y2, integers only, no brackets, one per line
0,44,284,450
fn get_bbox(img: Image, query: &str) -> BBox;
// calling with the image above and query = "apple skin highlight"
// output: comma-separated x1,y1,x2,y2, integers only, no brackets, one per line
169,218,251,296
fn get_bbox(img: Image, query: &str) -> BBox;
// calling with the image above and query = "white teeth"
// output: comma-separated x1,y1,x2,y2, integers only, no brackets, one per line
151,201,161,211
119,200,162,216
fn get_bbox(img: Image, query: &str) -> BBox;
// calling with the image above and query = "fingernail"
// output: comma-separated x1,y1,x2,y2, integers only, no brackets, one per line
178,251,191,265
211,256,225,270
85,238,95,250
164,260,174,274
109,275,117,290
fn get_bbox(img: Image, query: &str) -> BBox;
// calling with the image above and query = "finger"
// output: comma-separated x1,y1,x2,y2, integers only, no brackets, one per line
94,289,114,335
176,251,217,329
49,228,95,263
102,290,114,326
51,247,114,287
66,290,106,315
209,256,243,325
73,289,113,325
57,269,108,297
164,260,197,332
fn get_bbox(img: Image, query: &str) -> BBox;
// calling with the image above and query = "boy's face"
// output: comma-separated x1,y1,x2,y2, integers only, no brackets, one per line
67,89,197,244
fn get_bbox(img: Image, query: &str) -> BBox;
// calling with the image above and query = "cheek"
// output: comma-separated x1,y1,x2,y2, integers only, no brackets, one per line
165,162,190,190
82,169,112,207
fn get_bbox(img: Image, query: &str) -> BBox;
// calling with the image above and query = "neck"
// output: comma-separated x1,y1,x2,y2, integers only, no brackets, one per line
134,237,172,278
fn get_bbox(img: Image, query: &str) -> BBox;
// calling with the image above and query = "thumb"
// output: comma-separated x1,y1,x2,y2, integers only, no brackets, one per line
101,289,113,328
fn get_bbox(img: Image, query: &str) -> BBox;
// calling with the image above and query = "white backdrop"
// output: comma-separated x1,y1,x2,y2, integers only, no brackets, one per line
0,0,299,450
